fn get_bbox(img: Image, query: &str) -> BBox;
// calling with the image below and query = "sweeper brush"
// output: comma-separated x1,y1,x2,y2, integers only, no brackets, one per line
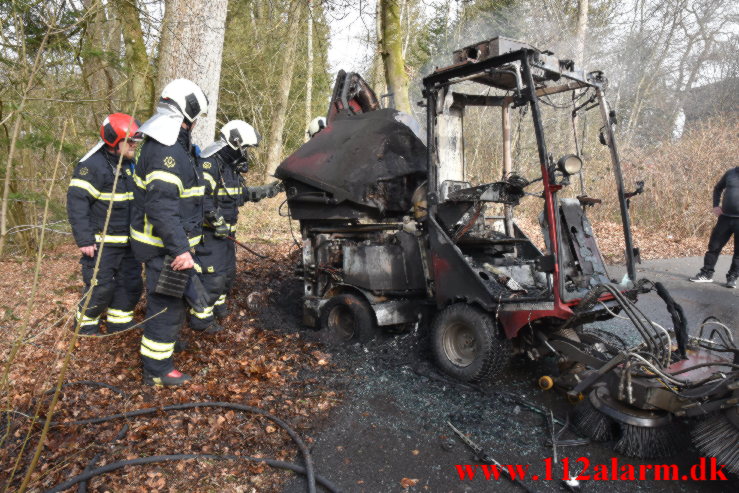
691,407,739,475
572,393,616,442
567,312,738,464
572,385,685,459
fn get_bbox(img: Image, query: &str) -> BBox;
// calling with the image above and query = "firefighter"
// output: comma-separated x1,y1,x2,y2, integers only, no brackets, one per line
307,116,326,138
130,78,209,386
67,113,143,335
189,120,281,330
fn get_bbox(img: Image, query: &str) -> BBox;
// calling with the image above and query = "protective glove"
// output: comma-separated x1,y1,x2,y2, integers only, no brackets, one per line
266,181,284,197
204,210,230,239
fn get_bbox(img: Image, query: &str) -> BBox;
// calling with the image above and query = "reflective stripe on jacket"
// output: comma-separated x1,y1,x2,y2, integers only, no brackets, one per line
130,128,205,261
66,148,135,247
200,155,246,228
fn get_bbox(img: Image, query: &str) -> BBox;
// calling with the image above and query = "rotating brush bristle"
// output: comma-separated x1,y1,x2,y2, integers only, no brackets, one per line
571,397,616,442
571,386,684,458
614,422,684,459
691,409,739,476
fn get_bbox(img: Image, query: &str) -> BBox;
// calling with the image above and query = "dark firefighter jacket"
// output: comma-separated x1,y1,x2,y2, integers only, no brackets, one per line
200,150,260,231
130,127,205,261
67,148,136,247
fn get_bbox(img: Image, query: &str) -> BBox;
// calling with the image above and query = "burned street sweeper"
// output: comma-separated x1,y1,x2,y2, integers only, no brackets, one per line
276,37,739,472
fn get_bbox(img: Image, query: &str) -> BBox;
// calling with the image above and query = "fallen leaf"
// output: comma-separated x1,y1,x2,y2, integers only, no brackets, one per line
400,477,419,488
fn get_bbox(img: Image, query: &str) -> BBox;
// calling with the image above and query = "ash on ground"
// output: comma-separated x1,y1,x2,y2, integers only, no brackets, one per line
240,256,738,493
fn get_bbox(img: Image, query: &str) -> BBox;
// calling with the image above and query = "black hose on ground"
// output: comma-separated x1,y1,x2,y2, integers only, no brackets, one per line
76,423,128,493
53,401,318,493
44,454,341,493
18,381,323,493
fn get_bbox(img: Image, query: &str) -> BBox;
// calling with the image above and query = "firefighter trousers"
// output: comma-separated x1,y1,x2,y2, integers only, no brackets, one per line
188,229,234,328
77,244,143,334
140,255,187,376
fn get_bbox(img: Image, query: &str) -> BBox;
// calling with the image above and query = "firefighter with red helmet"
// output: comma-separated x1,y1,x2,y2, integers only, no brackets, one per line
66,113,143,334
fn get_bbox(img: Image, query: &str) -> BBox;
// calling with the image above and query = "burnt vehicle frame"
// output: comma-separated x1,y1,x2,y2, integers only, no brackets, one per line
276,37,738,468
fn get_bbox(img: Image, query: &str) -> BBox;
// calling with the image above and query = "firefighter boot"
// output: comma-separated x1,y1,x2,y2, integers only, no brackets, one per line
204,321,224,334
214,294,228,320
143,369,192,387
174,337,188,353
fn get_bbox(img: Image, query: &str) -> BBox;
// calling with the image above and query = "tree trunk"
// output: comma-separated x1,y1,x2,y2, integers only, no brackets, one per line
304,0,314,142
574,0,589,67
112,0,154,116
157,0,229,147
264,2,304,178
372,0,386,97
80,0,116,124
380,0,410,114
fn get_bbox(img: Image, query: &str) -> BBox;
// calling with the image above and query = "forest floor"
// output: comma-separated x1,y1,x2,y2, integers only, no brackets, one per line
0,217,736,492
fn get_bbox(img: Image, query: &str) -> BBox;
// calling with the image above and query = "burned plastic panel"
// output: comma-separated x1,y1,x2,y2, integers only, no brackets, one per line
276,108,427,220
541,198,611,301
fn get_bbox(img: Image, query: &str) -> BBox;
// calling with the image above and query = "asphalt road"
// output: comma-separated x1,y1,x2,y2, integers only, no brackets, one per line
610,255,737,331
282,256,737,493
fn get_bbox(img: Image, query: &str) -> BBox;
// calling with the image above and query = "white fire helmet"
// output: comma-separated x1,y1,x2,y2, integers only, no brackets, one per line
138,78,208,145
307,116,327,138
221,120,260,149
201,120,261,158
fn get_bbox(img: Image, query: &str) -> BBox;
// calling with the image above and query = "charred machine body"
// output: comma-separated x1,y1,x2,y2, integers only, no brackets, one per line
276,37,738,468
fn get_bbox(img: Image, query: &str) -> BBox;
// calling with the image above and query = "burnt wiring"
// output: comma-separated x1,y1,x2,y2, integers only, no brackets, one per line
598,283,671,366
452,202,484,242
539,87,591,110
3,381,336,493
317,264,343,283
279,197,303,249
698,317,736,348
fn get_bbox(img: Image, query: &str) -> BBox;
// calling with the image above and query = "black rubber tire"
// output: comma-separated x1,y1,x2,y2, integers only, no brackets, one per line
319,294,377,346
430,303,511,382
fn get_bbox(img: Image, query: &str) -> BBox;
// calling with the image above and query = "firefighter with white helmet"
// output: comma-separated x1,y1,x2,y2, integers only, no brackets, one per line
67,113,143,334
130,78,209,386
307,116,327,138
189,120,281,330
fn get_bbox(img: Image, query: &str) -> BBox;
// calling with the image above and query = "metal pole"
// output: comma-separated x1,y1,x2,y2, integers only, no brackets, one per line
520,52,563,306
596,88,636,281
425,86,439,214
502,102,514,237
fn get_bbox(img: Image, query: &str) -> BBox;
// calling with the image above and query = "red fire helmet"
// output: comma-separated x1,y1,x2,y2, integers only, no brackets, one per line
100,113,142,148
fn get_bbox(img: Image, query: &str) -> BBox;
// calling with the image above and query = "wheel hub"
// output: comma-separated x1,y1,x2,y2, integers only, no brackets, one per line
442,321,478,367
327,305,355,341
